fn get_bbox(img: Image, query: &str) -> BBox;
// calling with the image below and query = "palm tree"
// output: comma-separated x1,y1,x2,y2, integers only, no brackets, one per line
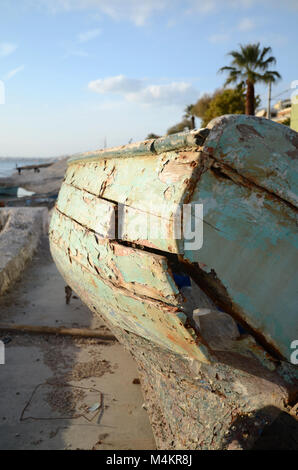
183,104,196,129
219,43,281,115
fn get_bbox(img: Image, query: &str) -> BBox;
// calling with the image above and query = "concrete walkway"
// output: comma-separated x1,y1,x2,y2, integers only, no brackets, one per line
0,237,155,450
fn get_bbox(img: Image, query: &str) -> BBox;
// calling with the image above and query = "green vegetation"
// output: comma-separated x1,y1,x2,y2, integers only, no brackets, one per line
281,117,291,127
146,42,281,137
165,86,261,133
145,133,161,140
192,87,245,127
183,105,195,130
166,118,194,135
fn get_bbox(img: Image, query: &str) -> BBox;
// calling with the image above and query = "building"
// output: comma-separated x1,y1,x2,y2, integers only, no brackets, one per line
290,99,298,132
272,99,292,124
256,99,292,126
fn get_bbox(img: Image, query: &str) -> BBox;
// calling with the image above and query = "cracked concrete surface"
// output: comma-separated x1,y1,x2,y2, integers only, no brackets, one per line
0,236,155,450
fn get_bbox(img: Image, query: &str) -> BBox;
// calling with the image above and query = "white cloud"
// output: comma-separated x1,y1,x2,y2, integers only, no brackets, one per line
186,0,216,13
99,0,167,26
208,33,230,44
187,0,298,14
208,17,257,43
4,65,25,80
253,33,289,47
27,0,298,26
127,82,198,106
36,0,167,26
88,75,144,94
63,48,90,58
237,18,256,31
187,0,255,14
62,28,101,59
0,42,17,57
88,75,198,107
78,28,101,43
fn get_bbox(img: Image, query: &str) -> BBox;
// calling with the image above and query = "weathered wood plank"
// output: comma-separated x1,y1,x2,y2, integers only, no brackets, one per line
68,139,155,164
63,151,209,254
57,180,183,253
204,115,298,208
50,115,298,365
118,204,183,254
67,127,209,165
49,208,182,305
50,241,211,363
186,169,298,361
65,150,207,216
56,182,116,237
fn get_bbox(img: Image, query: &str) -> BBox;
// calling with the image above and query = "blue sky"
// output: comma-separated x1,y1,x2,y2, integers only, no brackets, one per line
0,0,298,157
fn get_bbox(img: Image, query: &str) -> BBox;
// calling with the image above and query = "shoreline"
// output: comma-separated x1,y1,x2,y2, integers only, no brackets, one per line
0,157,68,195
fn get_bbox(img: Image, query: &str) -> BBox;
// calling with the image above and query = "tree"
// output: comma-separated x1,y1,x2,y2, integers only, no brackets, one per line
280,117,290,127
167,118,193,135
192,87,260,127
219,43,281,115
145,133,161,140
183,104,196,130
166,104,197,136
204,88,245,126
192,92,214,122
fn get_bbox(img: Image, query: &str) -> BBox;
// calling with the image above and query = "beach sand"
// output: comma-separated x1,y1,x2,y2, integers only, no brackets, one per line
0,235,156,450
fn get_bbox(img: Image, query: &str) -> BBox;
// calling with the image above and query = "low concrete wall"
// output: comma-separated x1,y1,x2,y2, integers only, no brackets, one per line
0,207,47,295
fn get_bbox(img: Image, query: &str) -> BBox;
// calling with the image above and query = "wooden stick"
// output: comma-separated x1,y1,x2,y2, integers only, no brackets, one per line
0,323,116,341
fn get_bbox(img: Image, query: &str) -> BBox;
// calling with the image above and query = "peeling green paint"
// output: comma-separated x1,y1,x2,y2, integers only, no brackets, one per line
50,114,298,364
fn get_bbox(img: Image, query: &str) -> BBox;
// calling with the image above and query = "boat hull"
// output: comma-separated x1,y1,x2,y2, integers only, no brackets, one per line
0,186,18,196
49,115,298,449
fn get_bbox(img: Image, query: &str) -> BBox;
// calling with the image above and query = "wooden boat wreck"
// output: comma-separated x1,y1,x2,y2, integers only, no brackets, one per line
49,115,298,449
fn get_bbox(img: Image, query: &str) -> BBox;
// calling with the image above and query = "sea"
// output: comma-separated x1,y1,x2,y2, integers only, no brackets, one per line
0,157,54,178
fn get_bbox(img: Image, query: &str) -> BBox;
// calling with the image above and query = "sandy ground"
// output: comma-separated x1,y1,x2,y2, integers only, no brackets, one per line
0,237,156,450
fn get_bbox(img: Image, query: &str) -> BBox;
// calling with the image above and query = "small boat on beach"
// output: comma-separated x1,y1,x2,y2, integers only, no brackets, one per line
15,161,53,174
0,185,18,197
1,192,57,208
49,115,298,449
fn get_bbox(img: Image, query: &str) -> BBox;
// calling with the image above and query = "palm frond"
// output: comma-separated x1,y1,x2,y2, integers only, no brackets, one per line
261,70,282,83
259,46,272,61
258,55,277,70
224,70,242,86
218,66,237,74
229,50,247,68
218,42,281,88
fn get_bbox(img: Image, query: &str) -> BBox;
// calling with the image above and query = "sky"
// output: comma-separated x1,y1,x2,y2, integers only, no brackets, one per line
0,0,298,157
